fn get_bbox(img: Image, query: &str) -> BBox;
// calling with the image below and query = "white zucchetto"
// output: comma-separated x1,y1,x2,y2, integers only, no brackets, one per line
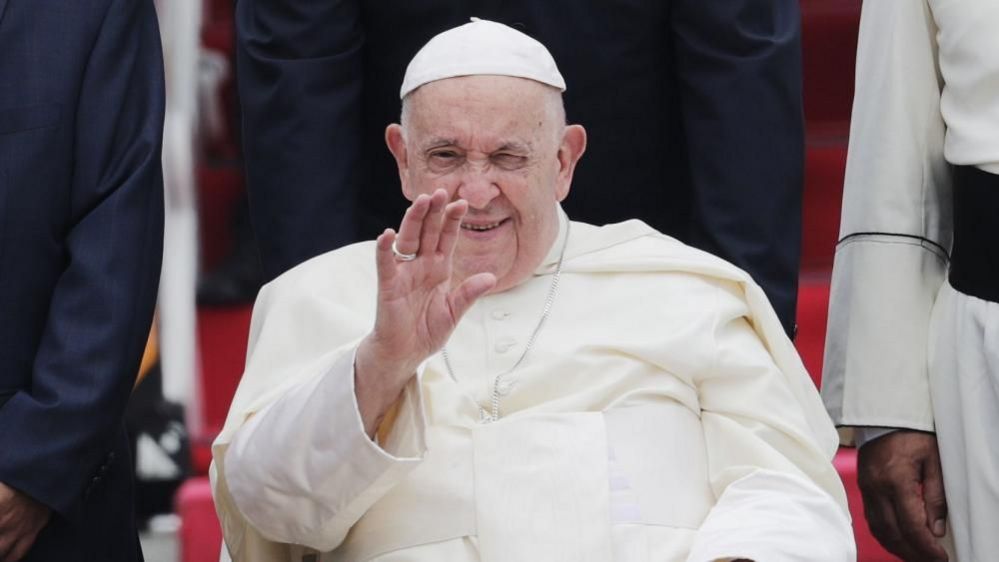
399,18,567,99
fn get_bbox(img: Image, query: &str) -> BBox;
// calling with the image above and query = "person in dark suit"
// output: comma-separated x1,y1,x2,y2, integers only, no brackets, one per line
236,1,804,336
0,0,165,560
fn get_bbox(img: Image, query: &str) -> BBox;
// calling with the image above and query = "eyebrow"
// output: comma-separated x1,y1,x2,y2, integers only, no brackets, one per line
495,141,531,154
422,138,459,151
419,138,533,154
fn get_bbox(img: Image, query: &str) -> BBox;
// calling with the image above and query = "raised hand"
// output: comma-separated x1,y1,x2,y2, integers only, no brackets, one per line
355,189,496,436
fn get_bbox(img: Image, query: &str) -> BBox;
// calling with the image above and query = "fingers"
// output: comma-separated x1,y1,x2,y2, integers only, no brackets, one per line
922,448,949,538
418,190,449,257
862,494,906,558
0,531,28,562
862,480,945,562
893,483,948,561
858,456,907,559
396,189,450,260
375,229,399,287
858,431,949,562
5,534,34,562
438,199,468,256
394,193,431,257
0,485,48,562
449,272,496,320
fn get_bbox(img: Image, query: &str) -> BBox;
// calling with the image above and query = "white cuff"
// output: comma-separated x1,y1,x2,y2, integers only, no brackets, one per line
853,426,901,448
224,346,429,549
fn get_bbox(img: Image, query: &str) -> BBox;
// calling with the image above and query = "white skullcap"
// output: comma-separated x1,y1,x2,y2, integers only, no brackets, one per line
399,18,566,99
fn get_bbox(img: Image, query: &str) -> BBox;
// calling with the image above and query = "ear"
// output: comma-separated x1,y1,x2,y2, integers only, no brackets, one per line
385,123,414,200
554,124,586,202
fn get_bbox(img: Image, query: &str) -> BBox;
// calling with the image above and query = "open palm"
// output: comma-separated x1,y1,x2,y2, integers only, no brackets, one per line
369,189,496,371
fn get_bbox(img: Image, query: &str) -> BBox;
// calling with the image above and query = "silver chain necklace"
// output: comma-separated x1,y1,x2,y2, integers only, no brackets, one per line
441,220,571,423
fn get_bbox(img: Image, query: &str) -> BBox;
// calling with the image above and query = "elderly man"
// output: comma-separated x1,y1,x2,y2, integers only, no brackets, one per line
212,20,853,562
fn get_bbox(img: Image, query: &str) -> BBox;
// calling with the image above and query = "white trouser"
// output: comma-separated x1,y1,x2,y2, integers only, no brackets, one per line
929,281,999,562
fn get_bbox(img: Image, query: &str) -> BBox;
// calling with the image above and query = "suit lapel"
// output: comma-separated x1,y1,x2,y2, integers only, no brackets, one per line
0,0,8,28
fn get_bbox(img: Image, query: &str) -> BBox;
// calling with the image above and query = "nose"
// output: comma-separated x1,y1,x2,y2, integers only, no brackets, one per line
455,171,500,210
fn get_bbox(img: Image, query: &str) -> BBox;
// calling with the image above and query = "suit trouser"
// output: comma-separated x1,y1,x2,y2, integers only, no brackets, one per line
929,281,999,562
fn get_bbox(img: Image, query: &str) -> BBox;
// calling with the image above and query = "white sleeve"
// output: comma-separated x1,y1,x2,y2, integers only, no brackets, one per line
821,0,949,436
853,426,901,448
687,470,854,562
688,284,855,562
223,347,428,551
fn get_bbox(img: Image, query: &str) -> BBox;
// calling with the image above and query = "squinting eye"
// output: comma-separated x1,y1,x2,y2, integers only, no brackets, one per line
493,153,527,169
428,151,461,167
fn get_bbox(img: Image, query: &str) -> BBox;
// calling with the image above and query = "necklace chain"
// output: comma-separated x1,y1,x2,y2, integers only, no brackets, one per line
441,221,571,423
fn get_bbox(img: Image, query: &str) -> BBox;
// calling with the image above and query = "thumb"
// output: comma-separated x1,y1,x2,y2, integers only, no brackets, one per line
922,452,948,538
449,273,496,321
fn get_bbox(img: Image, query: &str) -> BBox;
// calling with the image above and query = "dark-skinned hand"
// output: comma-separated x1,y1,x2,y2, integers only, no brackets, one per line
858,430,948,562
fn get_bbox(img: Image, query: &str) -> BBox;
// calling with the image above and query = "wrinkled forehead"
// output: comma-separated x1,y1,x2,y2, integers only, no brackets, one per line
404,75,562,142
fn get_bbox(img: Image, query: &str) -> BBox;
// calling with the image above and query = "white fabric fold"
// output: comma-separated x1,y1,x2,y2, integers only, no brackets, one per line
212,216,853,561
687,470,855,562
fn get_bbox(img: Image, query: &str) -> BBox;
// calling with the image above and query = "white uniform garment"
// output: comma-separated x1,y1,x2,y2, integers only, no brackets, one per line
929,283,999,560
821,1,999,560
212,212,854,562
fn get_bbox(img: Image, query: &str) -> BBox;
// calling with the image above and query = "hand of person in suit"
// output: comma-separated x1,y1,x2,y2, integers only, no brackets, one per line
857,430,949,562
0,482,51,562
355,189,496,436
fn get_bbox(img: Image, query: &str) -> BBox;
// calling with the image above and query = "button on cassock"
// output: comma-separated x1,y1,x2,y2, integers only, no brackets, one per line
491,309,511,320
493,337,517,353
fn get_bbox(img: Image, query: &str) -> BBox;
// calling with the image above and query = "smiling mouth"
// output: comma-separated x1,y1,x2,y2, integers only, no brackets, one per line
460,219,507,232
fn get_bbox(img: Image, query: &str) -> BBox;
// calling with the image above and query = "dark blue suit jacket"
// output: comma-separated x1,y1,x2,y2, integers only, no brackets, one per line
237,0,804,336
0,0,164,559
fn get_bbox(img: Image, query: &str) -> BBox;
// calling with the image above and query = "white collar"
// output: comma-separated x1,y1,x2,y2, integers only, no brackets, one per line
534,205,569,275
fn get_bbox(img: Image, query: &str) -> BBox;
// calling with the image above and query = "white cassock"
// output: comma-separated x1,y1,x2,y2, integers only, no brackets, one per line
821,1,999,560
211,210,854,562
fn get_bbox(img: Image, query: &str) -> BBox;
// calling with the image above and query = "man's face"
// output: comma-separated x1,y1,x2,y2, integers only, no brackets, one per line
386,75,585,292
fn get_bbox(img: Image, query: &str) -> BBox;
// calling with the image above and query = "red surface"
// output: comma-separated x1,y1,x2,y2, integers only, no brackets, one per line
801,0,861,131
203,0,235,27
795,276,832,388
192,305,253,474
800,0,859,271
802,143,848,270
177,477,224,562
196,164,244,270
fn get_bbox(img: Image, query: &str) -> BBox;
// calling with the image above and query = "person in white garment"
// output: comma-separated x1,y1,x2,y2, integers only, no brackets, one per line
211,19,855,562
821,2,999,561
